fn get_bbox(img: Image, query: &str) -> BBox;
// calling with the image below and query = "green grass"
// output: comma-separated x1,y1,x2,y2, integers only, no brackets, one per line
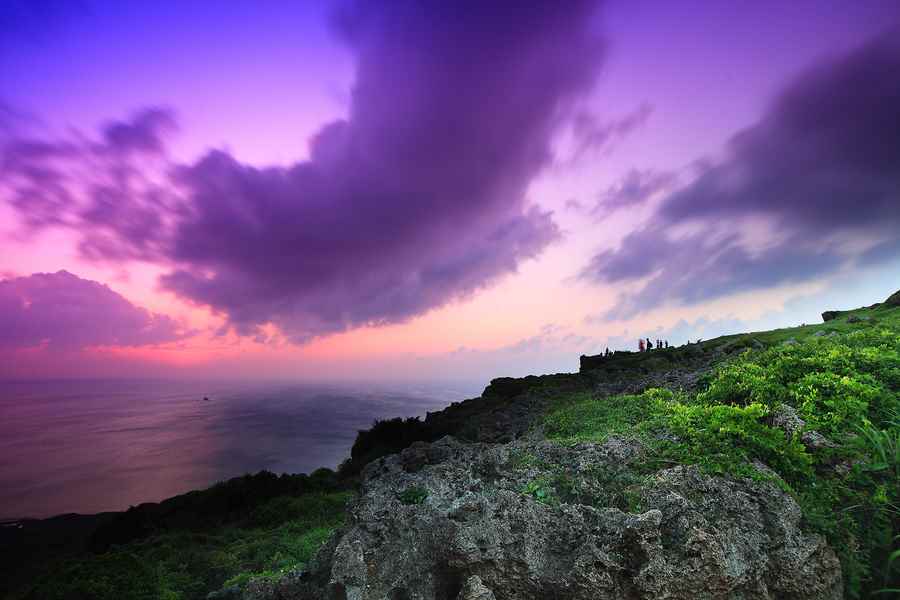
520,477,557,505
580,301,900,377
545,306,900,598
543,390,654,442
12,491,353,600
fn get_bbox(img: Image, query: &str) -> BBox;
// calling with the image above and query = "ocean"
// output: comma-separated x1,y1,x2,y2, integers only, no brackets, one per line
0,378,482,519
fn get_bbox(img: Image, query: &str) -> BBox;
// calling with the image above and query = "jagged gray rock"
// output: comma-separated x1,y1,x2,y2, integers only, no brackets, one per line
284,436,841,600
456,576,495,600
771,404,835,451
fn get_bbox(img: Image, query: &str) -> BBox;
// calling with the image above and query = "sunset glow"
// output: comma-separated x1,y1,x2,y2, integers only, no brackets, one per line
2,0,898,383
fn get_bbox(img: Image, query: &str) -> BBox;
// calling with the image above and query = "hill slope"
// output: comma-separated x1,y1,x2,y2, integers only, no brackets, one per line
4,292,899,599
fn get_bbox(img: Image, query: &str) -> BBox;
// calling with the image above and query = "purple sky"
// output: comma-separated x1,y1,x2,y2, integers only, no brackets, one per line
1,0,898,382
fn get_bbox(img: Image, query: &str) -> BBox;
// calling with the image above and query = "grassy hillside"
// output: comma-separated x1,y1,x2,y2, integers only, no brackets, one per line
2,295,898,599
546,302,900,597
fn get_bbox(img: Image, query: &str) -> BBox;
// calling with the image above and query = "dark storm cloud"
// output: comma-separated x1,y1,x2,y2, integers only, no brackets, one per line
0,271,186,350
584,30,900,319
1,1,605,342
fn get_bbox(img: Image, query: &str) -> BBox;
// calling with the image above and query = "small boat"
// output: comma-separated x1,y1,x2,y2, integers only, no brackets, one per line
203,396,210,402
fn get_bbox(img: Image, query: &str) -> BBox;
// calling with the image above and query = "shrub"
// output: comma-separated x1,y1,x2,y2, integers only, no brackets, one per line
544,323,900,597
22,490,352,600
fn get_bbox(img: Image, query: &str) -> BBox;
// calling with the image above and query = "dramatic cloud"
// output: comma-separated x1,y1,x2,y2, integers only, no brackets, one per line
1,1,605,342
584,30,900,319
0,271,187,350
592,168,676,217
2,106,177,262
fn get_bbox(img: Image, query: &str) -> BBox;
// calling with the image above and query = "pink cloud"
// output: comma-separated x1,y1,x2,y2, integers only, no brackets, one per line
0,270,190,350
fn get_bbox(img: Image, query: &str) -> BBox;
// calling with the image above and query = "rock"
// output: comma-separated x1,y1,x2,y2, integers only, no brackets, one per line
771,404,835,451
303,436,841,599
241,570,309,600
457,575,495,600
400,441,430,473
771,403,806,437
802,429,836,451
206,585,242,600
821,310,840,322
782,338,798,346
886,289,900,307
847,314,863,323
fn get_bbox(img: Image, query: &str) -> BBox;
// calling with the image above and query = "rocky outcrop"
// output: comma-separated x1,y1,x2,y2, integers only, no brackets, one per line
886,289,900,307
281,436,841,600
342,374,590,475
846,314,873,324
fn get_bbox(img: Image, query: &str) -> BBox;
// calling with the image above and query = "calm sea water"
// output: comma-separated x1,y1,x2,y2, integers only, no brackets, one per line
0,378,481,519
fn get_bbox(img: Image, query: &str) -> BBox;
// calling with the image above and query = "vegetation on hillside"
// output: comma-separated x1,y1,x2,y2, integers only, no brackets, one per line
3,296,898,598
3,472,351,600
545,303,900,597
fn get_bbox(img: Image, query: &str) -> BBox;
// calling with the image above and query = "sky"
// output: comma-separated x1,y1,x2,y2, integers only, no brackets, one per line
1,0,898,384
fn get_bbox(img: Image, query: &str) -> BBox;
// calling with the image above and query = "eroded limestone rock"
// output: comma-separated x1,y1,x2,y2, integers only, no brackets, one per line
289,436,842,600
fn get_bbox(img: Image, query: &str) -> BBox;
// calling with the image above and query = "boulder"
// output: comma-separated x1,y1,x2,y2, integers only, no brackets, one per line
821,310,840,322
297,436,841,600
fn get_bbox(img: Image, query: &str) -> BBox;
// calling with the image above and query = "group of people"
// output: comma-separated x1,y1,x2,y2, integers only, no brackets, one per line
591,338,671,361
638,338,668,352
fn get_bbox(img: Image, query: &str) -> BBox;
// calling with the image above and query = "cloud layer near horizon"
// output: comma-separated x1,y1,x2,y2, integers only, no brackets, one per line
0,270,185,350
584,31,900,319
1,1,605,343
